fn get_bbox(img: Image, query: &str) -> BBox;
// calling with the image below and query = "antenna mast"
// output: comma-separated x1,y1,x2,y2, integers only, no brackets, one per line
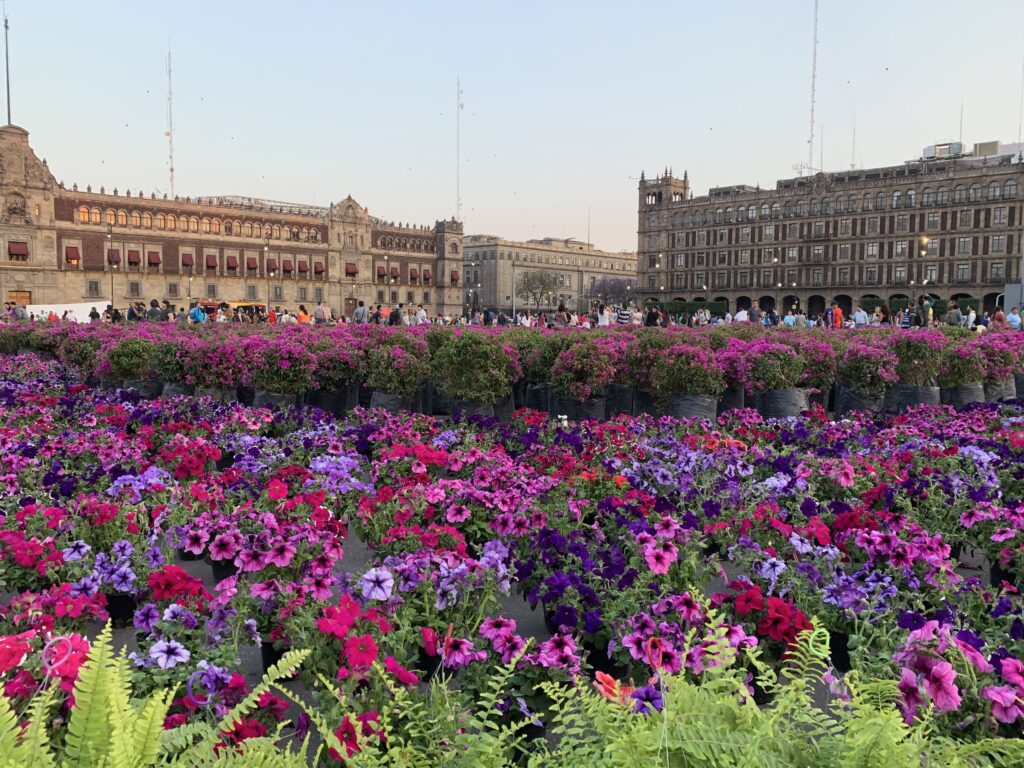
851,101,856,170
3,5,11,125
166,47,175,198
807,0,819,174
456,78,463,222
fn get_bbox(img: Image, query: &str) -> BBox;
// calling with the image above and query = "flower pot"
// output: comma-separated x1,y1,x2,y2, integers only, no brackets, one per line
357,382,373,408
161,381,195,397
990,562,1019,589
425,381,454,416
984,377,1017,402
493,393,516,422
665,393,718,421
210,558,238,583
939,382,985,408
305,388,347,416
414,382,433,415
369,390,414,413
415,647,442,680
106,593,137,628
717,385,745,415
236,387,255,406
512,380,529,411
453,399,495,418
631,389,658,417
99,379,123,392
551,393,605,422
834,380,883,417
120,379,163,399
252,390,299,409
260,641,285,673
195,386,237,403
604,383,634,418
582,638,629,678
175,548,202,562
883,383,940,412
215,452,234,471
525,383,550,412
1016,373,1024,400
757,388,809,419
829,631,852,674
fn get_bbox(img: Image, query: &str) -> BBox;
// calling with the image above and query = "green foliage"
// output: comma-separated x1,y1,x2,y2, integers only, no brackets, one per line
364,332,431,396
431,331,514,404
106,337,159,380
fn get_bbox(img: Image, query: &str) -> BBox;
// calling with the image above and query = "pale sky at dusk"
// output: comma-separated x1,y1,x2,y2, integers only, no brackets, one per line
8,0,1024,251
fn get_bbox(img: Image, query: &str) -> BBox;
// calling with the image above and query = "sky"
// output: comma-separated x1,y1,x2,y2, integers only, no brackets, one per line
7,0,1024,251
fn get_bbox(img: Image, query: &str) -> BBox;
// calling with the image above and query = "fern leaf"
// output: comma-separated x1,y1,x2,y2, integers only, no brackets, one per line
64,621,115,767
0,687,22,756
130,686,176,768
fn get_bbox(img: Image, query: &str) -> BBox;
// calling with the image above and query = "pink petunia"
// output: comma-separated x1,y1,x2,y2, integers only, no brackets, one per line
980,685,1024,724
897,667,922,725
922,661,961,712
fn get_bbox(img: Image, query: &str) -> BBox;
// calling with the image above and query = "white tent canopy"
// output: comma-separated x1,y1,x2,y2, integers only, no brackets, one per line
26,302,105,322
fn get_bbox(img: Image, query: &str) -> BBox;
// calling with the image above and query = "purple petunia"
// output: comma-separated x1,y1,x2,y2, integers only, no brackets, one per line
630,684,664,714
359,567,395,602
133,602,161,633
149,639,191,669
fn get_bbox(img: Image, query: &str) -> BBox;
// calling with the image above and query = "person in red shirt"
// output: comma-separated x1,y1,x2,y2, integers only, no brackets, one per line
268,307,278,324
831,302,844,328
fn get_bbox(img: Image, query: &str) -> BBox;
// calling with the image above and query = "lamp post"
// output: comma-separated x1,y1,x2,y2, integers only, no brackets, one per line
107,224,116,314
264,236,272,312
511,255,517,318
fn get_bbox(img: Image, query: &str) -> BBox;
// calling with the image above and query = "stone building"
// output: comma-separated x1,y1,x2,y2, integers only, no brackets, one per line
461,235,636,314
0,125,464,317
636,142,1024,317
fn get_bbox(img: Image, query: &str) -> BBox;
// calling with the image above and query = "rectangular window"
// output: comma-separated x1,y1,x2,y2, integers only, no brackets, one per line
788,223,798,237
717,229,727,244
994,207,1008,225
957,263,970,281
167,283,179,298
648,276,656,289
959,210,972,228
991,262,1005,280
696,252,705,266
839,218,851,235
298,287,308,301
718,251,728,265
423,291,431,304
128,281,141,298
762,270,772,286
206,284,217,299
407,291,414,303
813,221,825,237
811,268,823,286
839,243,851,259
376,289,384,303
957,237,971,254
315,287,324,303
992,235,1007,253
812,245,824,261
866,266,877,283
673,273,685,289
695,273,706,289
86,280,100,297
786,246,798,262
739,249,750,264
838,267,849,285
896,215,909,232
674,253,685,267
894,265,907,283
716,271,728,287
763,224,775,241
786,268,797,284
924,264,937,282
273,285,283,301
740,226,751,242
696,231,706,245
867,242,879,257
926,239,938,256
867,217,879,234
927,211,939,229
896,240,907,257
390,290,398,303
647,254,659,268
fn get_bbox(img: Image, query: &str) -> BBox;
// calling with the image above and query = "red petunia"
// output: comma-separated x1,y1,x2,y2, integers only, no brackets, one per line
733,587,764,617
384,656,419,686
328,716,361,761
343,634,378,669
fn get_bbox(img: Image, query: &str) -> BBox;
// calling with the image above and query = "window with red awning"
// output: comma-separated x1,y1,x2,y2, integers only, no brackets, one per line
181,254,195,266
64,246,80,262
205,255,218,268
146,251,160,266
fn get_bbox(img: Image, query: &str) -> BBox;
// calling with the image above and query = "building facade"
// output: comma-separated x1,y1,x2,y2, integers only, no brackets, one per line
0,125,464,317
636,143,1024,317
461,235,636,314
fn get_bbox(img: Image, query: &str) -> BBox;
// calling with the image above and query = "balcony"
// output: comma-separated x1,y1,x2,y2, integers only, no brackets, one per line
800,232,833,242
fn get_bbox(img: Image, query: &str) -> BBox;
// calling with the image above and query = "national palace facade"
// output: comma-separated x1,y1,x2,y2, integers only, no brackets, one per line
636,141,1024,317
0,125,466,317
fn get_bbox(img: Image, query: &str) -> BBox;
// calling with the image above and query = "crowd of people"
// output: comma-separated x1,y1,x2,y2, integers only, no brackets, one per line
3,295,1022,332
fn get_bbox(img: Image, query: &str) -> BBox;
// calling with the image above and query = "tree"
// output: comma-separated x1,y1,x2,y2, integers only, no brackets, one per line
517,271,561,309
588,277,636,309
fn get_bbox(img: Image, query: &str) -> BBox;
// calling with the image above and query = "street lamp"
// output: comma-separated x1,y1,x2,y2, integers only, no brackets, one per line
107,224,116,314
264,236,272,312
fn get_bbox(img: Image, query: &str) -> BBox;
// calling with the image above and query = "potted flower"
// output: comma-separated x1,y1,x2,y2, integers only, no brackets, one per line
972,333,1019,402
719,338,807,418
937,342,986,407
642,343,724,420
98,336,162,398
430,331,516,417
549,337,617,421
308,333,363,415
364,329,431,413
835,340,899,416
886,332,944,410
246,334,317,408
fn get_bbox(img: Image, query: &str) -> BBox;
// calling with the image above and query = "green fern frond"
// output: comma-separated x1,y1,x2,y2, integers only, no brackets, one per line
64,622,115,766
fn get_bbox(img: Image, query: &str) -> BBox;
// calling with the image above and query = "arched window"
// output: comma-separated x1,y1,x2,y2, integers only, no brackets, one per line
272,225,281,239
254,223,264,238
201,218,211,233
892,191,901,208
988,181,1001,200
117,210,128,226
155,214,166,229
725,207,733,223
784,201,794,216
78,206,89,223
451,242,459,254
797,201,807,216
922,188,935,205
190,216,199,232
211,219,221,234
937,187,949,204
835,196,846,213
906,189,916,206
700,210,709,225
748,204,757,220
875,192,885,210
130,211,141,227
810,199,819,215
863,194,873,211
821,198,831,214
953,184,967,203
969,184,981,202
245,222,253,237
310,229,319,242
90,208,101,223
714,208,723,224
292,227,300,240
1005,179,1017,198
223,221,232,235
142,213,152,228
105,209,116,225
761,203,769,218
683,212,692,227
848,195,858,212
167,215,176,231
771,202,780,218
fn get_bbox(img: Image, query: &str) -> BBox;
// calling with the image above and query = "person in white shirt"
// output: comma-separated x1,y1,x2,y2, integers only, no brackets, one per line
966,308,976,329
415,304,427,325
734,308,749,323
597,304,611,327
723,311,732,324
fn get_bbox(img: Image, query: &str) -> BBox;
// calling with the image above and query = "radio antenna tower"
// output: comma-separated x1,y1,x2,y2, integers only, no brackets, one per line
793,0,820,176
165,47,175,197
456,77,463,222
3,2,11,125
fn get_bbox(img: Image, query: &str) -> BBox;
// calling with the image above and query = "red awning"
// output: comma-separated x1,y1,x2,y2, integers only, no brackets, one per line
266,258,278,271
127,251,141,265
226,255,239,269
410,268,419,279
423,268,432,281
146,251,160,266
450,270,460,282
107,249,121,265
64,246,80,262
298,262,309,272
282,260,293,272
314,262,325,274
345,262,358,276
8,241,28,256
246,257,258,270
181,253,194,266
390,266,400,278
205,254,218,268
376,266,386,277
